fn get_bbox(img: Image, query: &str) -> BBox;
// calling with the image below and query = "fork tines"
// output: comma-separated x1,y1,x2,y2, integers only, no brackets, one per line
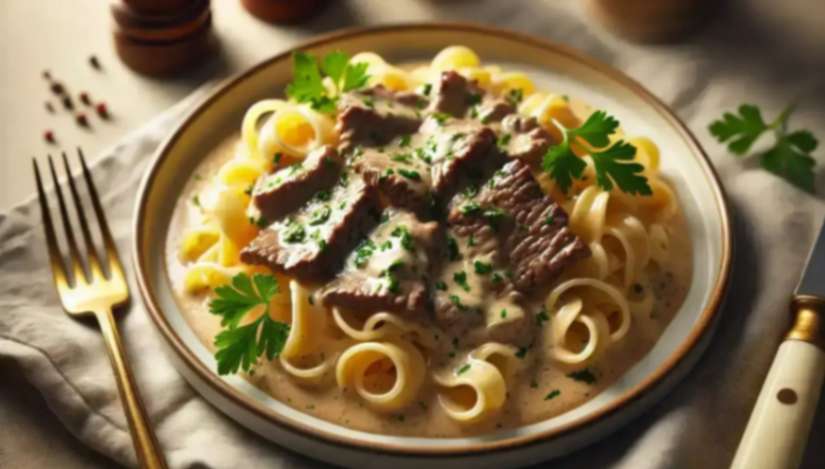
33,148,124,289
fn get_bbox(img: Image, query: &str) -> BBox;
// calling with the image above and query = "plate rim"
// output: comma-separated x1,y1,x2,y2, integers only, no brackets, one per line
132,21,733,456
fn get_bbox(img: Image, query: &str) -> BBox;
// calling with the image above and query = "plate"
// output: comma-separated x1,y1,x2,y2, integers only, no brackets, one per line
133,23,732,468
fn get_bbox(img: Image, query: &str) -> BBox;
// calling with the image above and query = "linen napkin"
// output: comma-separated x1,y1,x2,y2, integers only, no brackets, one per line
3,2,825,468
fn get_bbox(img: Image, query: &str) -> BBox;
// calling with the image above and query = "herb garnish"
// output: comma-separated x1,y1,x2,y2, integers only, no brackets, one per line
285,51,369,113
308,206,331,225
542,110,651,195
353,239,376,268
456,363,471,375
567,368,597,384
544,389,561,401
435,280,447,291
391,225,414,251
208,274,290,375
447,236,460,261
473,260,492,275
709,103,818,192
398,168,422,181
453,271,471,292
283,220,306,243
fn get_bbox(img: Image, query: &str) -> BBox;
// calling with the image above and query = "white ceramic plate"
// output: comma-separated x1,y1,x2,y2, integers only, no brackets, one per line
133,23,732,469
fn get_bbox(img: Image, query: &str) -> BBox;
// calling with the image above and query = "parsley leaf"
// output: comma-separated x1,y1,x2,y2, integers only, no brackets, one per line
342,62,370,92
710,103,819,192
320,51,348,83
286,50,370,113
209,274,290,375
591,140,652,195
709,104,767,155
542,110,649,195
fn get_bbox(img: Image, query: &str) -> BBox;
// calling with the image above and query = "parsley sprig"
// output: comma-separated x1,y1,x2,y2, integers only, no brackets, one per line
285,51,370,113
208,273,290,375
542,111,652,195
709,103,818,192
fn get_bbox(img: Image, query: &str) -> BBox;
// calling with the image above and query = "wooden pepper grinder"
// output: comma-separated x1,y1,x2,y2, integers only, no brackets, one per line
111,0,215,76
241,0,330,24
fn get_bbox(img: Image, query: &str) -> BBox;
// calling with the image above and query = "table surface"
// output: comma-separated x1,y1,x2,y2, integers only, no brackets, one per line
3,1,825,468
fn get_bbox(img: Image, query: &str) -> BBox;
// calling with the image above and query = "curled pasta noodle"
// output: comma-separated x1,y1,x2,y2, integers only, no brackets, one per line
217,157,265,189
604,215,650,288
434,358,506,424
519,93,578,141
336,340,425,412
568,185,610,243
278,281,331,383
211,185,257,247
629,136,660,173
469,342,521,379
179,224,220,262
546,278,631,344
183,261,244,292
258,104,334,159
545,298,611,365
431,45,481,72
332,308,437,349
241,99,289,161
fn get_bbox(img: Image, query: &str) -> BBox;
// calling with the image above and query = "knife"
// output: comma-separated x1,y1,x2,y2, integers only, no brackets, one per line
731,220,825,469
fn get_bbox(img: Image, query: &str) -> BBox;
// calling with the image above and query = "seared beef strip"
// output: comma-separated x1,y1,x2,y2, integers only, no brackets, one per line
241,173,380,282
448,159,589,292
351,144,432,216
429,71,484,117
432,191,533,344
337,85,427,151
500,114,554,163
424,118,500,199
252,146,343,222
322,209,441,317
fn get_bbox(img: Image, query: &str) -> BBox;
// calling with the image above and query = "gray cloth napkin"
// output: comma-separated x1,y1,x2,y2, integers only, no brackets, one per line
3,2,825,468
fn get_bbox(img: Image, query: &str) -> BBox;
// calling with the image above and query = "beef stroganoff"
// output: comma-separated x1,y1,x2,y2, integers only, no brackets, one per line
165,46,692,436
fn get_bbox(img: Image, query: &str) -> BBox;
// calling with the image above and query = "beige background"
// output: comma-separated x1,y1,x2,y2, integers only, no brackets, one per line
2,0,825,468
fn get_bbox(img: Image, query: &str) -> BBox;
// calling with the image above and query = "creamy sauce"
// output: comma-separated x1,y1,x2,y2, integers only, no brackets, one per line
165,132,692,437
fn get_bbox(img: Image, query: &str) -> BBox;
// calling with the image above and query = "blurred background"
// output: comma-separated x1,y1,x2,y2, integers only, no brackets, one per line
1,1,824,468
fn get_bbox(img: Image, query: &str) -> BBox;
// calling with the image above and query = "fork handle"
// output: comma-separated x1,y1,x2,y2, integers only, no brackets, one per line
95,307,168,469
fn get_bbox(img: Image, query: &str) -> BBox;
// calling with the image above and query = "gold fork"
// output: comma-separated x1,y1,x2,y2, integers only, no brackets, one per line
34,148,168,469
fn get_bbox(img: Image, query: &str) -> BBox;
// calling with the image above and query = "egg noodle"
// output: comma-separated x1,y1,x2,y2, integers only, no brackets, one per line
176,46,681,425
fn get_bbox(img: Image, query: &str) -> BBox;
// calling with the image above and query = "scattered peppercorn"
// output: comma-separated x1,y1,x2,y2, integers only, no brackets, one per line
95,102,109,119
45,102,54,113
44,130,55,144
42,70,51,80
61,96,73,110
75,113,88,127
89,55,101,70
79,92,91,105
50,82,65,95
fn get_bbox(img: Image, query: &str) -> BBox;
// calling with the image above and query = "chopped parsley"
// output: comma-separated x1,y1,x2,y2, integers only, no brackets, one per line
466,92,482,106
453,271,470,292
432,112,451,125
449,294,467,310
500,308,508,319
460,201,481,215
544,213,555,225
473,260,493,275
314,189,331,202
282,221,306,243
397,168,422,181
506,88,524,106
353,239,376,268
391,153,412,164
536,308,550,325
208,274,290,375
191,195,200,207
567,368,598,384
399,134,412,147
434,280,447,291
391,225,414,251
421,83,432,97
308,206,331,225
456,363,471,375
497,133,512,149
544,389,561,401
491,271,505,284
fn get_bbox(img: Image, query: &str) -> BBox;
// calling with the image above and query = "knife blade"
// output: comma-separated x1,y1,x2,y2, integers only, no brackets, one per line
796,219,825,298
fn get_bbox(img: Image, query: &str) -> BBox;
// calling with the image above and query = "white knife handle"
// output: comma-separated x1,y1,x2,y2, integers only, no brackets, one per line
731,301,825,469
